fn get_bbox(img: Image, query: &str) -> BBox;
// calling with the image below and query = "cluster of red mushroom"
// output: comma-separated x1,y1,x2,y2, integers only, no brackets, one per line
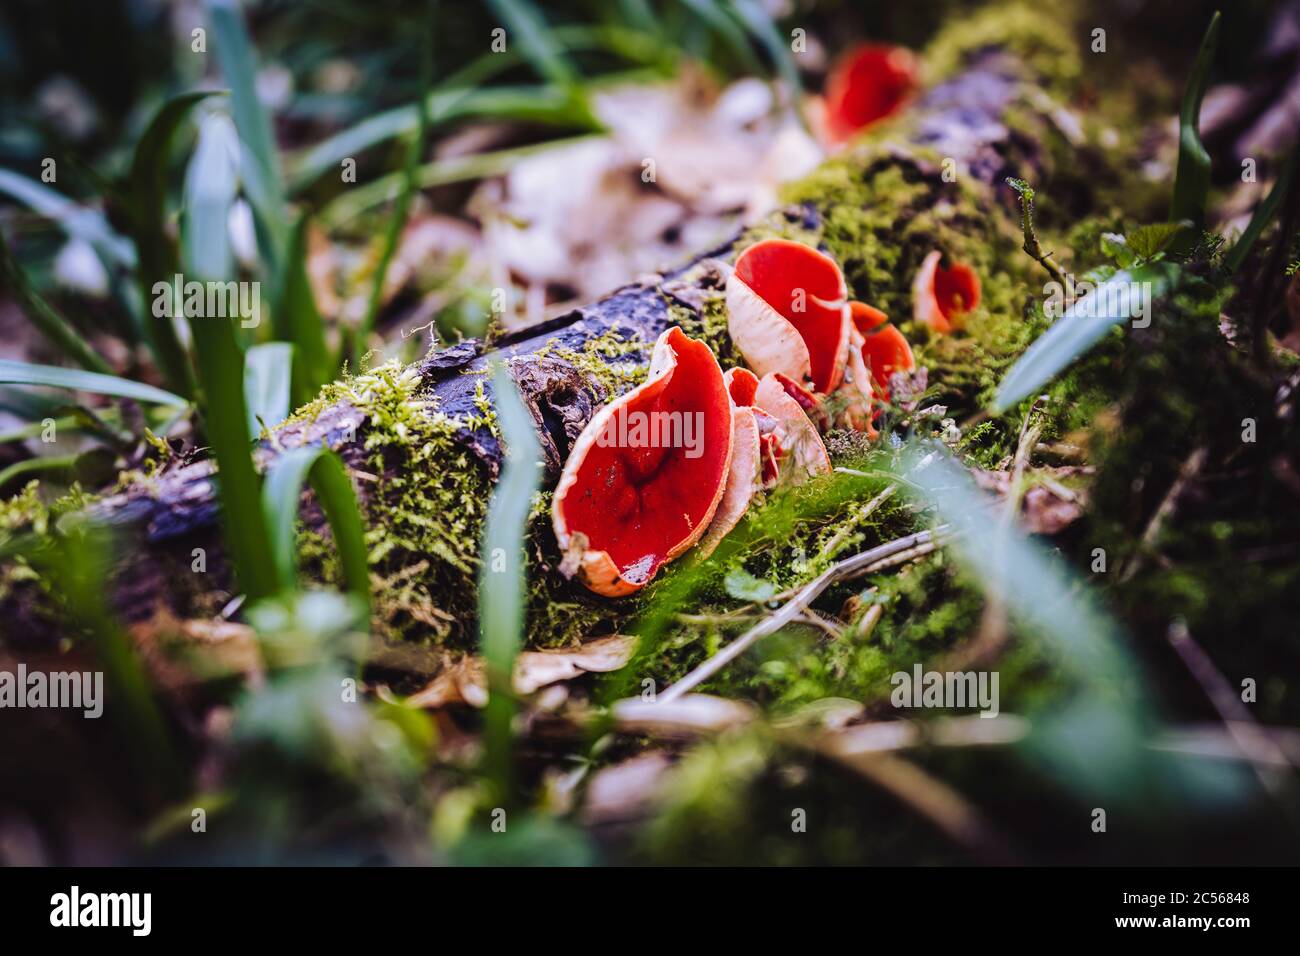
552,238,980,597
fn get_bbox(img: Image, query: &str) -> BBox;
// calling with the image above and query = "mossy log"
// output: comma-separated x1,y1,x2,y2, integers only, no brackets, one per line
17,6,1097,649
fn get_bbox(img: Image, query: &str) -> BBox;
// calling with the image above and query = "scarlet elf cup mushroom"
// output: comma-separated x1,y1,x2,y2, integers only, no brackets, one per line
698,367,832,559
820,43,917,145
725,238,851,395
913,250,981,334
849,300,915,404
552,327,733,597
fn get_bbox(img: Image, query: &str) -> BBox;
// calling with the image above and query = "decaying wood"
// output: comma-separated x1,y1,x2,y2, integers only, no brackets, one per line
13,43,1069,634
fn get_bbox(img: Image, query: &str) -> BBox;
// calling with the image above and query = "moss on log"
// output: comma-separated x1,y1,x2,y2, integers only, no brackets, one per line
5,4,1108,655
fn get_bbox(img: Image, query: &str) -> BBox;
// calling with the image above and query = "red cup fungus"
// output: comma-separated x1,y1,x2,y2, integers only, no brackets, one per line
913,250,980,334
822,44,917,145
726,238,850,396
552,327,733,597
849,300,915,403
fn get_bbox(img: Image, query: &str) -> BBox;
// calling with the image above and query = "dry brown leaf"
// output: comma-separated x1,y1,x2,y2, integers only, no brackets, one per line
580,751,675,826
610,693,755,737
971,466,1087,534
406,635,636,709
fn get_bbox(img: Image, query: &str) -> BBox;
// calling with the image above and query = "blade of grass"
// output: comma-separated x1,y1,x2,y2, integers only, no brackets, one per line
486,0,577,86
287,82,603,192
278,214,333,401
0,358,185,406
1224,147,1297,275
897,444,1153,799
182,110,279,602
206,0,288,275
0,168,137,269
1170,12,1221,238
478,366,543,805
19,521,183,798
676,0,762,74
320,134,601,228
0,454,79,494
0,231,112,374
729,0,805,125
262,446,371,611
353,0,437,369
124,90,223,397
991,262,1180,413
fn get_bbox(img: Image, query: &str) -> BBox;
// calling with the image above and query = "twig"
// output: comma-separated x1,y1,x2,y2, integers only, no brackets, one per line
1165,619,1296,790
1007,177,1070,289
821,485,897,558
659,528,952,702
799,742,1020,864
970,402,1041,663
1119,446,1208,583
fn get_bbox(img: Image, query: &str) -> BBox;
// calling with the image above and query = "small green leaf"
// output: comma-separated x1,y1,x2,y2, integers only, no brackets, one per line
724,567,775,603
1099,232,1135,268
730,0,805,126
243,342,293,438
1127,222,1187,261
677,0,763,74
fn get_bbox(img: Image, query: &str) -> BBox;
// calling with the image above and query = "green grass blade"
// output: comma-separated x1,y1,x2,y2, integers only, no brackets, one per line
992,263,1179,413
1171,11,1221,232
1224,148,1296,275
676,0,762,73
898,444,1151,798
729,0,804,120
17,522,183,797
0,230,112,374
486,0,577,86
478,367,543,804
286,83,602,192
262,446,371,611
0,454,79,494
353,0,436,368
125,90,222,397
0,168,137,269
0,358,185,406
278,214,333,402
320,135,600,227
244,341,293,438
206,0,288,274
182,109,279,602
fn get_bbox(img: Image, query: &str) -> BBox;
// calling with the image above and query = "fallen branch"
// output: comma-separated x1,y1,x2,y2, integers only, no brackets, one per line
658,528,952,702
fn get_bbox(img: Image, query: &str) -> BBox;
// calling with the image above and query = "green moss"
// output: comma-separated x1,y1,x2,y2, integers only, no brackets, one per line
923,1,1081,92
535,326,650,398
